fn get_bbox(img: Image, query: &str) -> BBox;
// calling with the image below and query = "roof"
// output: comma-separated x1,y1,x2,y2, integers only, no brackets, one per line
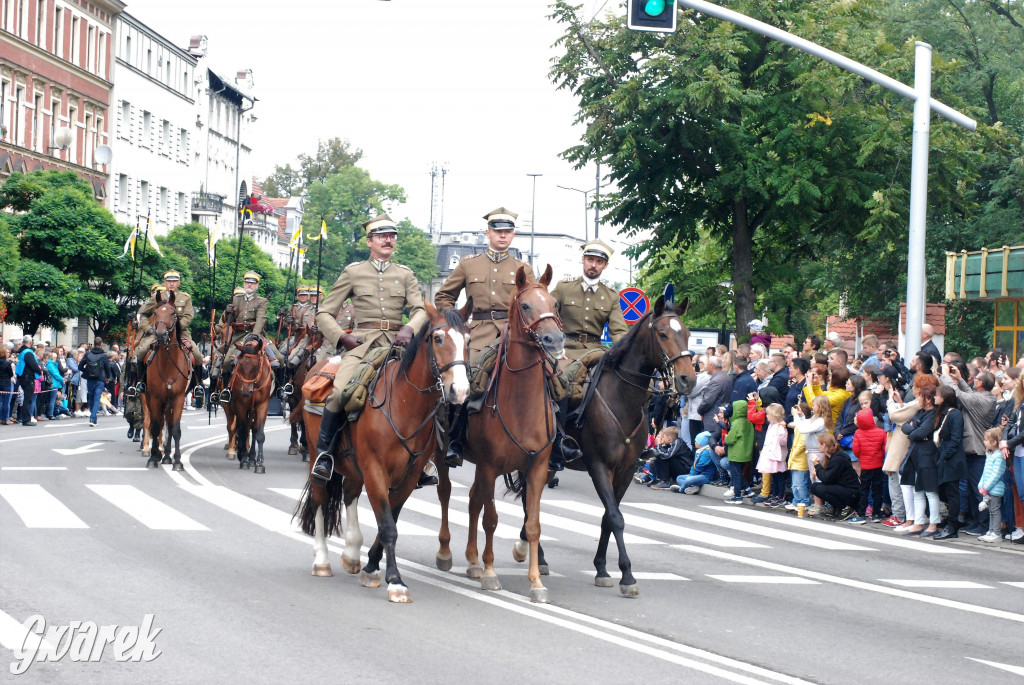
251,178,291,241
207,69,248,108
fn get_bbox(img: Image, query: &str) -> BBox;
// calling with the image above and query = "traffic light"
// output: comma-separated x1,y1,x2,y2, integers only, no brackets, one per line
627,0,677,33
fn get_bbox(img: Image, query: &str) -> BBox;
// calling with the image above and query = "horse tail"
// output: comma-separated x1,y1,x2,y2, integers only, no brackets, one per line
288,403,305,426
293,476,345,536
502,470,526,501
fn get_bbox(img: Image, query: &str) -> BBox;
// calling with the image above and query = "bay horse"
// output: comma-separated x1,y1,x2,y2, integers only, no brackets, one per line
435,265,565,603
285,339,316,462
141,291,196,470
513,293,696,596
295,302,471,603
223,335,274,473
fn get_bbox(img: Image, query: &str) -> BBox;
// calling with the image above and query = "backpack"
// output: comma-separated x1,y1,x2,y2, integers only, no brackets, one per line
81,355,103,380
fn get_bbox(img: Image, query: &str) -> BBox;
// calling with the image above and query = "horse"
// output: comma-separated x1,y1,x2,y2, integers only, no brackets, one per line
141,291,196,470
223,335,274,473
434,265,565,603
295,302,471,603
285,336,316,462
513,293,697,596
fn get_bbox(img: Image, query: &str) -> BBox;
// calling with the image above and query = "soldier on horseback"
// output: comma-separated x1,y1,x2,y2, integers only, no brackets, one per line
133,270,204,392
209,271,285,403
548,240,629,471
279,285,317,370
310,213,427,485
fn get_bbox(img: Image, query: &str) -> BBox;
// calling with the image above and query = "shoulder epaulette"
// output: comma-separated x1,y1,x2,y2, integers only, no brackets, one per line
394,263,412,271
346,261,366,269
560,277,579,283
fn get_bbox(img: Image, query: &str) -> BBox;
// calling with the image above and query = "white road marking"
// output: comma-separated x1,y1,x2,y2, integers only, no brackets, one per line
577,571,688,581
0,425,123,443
52,442,106,456
966,658,1024,676
628,502,874,551
0,484,88,528
0,607,53,653
544,498,768,549
879,580,992,589
702,504,976,554
86,467,148,471
267,487,437,537
401,496,552,541
86,484,208,531
1002,582,1024,589
454,566,566,578
706,575,819,585
676,544,1024,624
453,494,658,544
1,466,67,471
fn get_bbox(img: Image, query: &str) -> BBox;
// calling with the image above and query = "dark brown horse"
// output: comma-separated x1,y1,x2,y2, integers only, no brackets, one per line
285,339,316,462
295,303,471,602
514,294,696,596
435,265,565,603
223,335,274,473
141,291,195,470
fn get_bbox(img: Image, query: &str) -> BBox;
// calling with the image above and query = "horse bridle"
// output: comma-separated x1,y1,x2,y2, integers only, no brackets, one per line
233,341,272,396
398,321,470,396
614,313,692,394
504,284,562,372
151,302,191,383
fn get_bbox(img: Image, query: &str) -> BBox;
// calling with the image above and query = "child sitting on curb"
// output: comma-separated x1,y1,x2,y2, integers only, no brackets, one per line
673,431,719,494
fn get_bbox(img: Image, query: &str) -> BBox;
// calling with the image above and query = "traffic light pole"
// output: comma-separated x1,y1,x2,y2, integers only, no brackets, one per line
672,0,977,358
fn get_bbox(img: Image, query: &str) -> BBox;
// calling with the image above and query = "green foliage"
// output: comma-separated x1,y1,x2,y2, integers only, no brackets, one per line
0,216,19,292
394,219,438,283
260,137,363,196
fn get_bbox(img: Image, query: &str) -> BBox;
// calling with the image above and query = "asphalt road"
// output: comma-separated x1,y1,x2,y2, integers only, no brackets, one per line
2,409,1024,684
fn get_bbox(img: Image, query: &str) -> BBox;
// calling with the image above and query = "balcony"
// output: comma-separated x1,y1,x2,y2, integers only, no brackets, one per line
191,191,224,214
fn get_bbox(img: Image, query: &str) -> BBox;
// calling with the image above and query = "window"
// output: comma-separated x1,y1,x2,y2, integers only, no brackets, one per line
86,26,94,72
53,8,62,58
179,128,188,157
50,98,61,153
994,301,1024,364
146,48,151,74
177,192,186,223
66,104,76,161
84,112,92,167
140,181,149,214
14,86,23,147
35,0,44,47
142,110,151,145
159,187,168,220
98,32,106,78
71,16,79,66
117,174,128,212
32,93,41,151
162,119,170,151
17,0,25,38
120,100,129,138
125,34,130,63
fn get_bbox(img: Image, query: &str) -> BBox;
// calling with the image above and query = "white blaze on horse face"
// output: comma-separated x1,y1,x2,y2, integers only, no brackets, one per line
669,319,683,333
446,329,469,404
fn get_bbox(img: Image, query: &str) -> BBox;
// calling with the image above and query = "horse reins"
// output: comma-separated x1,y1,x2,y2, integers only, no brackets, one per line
151,303,193,385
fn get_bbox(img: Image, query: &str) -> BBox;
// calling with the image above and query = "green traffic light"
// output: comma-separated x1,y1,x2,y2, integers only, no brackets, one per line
644,0,666,15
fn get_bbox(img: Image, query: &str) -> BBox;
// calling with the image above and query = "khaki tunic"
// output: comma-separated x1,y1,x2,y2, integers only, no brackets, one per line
282,302,317,359
135,290,197,362
551,278,628,359
317,260,427,412
224,293,269,347
434,252,533,355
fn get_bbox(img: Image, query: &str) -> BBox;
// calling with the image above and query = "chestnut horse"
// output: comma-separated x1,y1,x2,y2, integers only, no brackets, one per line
435,265,565,603
141,292,196,470
513,294,696,596
223,335,274,473
295,303,471,602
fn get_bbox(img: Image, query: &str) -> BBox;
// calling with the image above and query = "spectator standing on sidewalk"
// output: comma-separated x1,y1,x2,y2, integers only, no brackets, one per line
81,337,113,427
15,336,40,426
685,356,711,449
723,398,755,503
900,384,941,538
979,428,1006,543
0,346,14,425
933,385,967,540
697,356,733,434
849,408,886,523
44,352,63,420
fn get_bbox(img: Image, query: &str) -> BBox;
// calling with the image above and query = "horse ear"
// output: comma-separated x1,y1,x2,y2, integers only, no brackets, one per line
677,295,689,317
458,296,473,324
168,290,176,305
425,301,440,321
515,266,527,290
652,294,665,318
235,341,244,350
539,264,553,287
663,283,675,304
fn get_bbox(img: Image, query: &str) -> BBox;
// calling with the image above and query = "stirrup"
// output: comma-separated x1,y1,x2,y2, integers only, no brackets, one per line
560,435,583,462
208,391,219,404
135,382,146,394
282,383,294,396
219,388,232,403
125,385,138,399
311,453,334,484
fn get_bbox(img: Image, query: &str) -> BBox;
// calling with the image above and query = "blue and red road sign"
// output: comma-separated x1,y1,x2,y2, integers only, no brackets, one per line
619,287,649,325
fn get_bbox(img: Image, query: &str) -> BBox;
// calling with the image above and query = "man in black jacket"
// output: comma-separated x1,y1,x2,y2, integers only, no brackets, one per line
16,335,40,426
697,356,733,434
81,337,113,427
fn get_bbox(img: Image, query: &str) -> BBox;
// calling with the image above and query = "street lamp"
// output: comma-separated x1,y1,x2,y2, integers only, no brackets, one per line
556,182,609,241
526,173,542,267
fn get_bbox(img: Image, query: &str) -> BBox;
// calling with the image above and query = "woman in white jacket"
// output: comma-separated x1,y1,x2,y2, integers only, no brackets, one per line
686,357,711,449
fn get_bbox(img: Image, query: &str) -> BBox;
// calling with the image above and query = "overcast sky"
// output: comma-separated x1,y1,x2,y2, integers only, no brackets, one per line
130,0,631,249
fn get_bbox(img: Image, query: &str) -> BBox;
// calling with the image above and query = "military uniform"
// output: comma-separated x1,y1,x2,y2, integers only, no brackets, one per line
134,271,203,375
434,207,533,357
211,273,283,398
281,287,318,367
551,278,628,359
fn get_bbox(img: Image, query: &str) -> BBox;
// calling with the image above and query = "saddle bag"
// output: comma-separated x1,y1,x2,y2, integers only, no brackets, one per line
341,345,398,414
468,342,500,400
303,356,343,405
566,348,606,408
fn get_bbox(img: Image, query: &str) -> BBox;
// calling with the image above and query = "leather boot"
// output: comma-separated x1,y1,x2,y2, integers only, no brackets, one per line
444,405,467,468
551,398,582,471
933,520,959,540
311,408,346,484
132,428,142,442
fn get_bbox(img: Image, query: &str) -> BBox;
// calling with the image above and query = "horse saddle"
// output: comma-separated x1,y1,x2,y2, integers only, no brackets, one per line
566,348,607,409
340,345,403,416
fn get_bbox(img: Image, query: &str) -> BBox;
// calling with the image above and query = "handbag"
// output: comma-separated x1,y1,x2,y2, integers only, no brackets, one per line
932,412,947,448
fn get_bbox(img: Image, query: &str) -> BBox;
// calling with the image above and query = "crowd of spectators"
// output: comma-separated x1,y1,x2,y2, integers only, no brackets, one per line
637,321,1024,545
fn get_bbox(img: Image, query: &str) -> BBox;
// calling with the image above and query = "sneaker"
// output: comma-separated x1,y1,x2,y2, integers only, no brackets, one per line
749,495,768,504
846,514,867,524
784,503,797,511
865,505,873,518
962,524,988,536
683,485,701,495
870,515,884,524
978,532,999,543
633,473,647,485
838,507,856,521
669,484,682,493
724,496,743,505
1011,528,1024,541
882,515,904,528
722,487,734,498
651,481,673,490
767,497,785,508
89,422,96,427
740,487,756,498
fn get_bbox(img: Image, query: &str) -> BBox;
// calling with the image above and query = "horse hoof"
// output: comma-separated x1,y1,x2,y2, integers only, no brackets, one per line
146,459,159,469
512,540,528,563
619,583,639,598
435,553,453,572
312,563,333,577
360,571,381,588
302,454,309,463
254,465,265,475
539,564,550,576
238,461,247,470
223,442,231,450
595,575,615,588
387,584,412,603
245,461,252,469
160,456,172,465
480,574,502,592
171,462,184,472
226,451,235,461
288,445,298,455
341,555,362,575
466,564,484,579
530,587,550,604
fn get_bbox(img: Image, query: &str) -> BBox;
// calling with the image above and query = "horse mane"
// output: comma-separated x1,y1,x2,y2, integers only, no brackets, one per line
604,300,683,369
397,309,467,376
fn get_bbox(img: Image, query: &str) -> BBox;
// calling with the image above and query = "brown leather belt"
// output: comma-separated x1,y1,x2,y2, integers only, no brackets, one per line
356,320,403,331
473,310,508,321
230,322,254,331
568,333,599,343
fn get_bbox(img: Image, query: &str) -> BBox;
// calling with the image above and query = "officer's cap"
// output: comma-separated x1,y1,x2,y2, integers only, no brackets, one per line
363,213,398,236
581,239,614,261
243,270,261,284
233,287,245,295
163,270,181,281
296,286,310,295
149,283,166,293
484,207,517,229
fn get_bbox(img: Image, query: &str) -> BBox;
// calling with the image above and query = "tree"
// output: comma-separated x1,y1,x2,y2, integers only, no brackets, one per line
548,0,984,339
260,137,364,196
394,219,438,283
0,171,130,336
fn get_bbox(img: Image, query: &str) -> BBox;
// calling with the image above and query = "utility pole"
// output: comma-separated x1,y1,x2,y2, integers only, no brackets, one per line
527,173,542,267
